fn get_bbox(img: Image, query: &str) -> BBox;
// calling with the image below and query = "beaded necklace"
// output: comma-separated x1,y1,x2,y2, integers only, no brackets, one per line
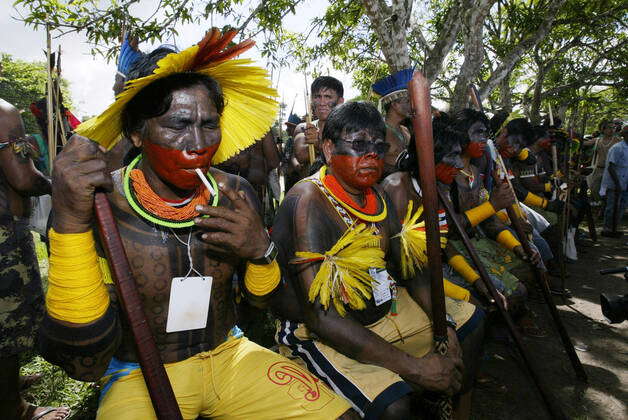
318,166,387,223
123,154,219,228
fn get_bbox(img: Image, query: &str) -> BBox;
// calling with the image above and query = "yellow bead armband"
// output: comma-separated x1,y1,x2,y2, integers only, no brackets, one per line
523,192,548,209
448,254,480,284
517,148,530,161
244,260,281,296
496,229,521,251
443,278,470,302
46,229,110,324
464,201,496,227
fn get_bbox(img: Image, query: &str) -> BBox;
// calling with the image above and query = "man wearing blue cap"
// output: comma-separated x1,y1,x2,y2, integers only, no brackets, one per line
372,69,414,177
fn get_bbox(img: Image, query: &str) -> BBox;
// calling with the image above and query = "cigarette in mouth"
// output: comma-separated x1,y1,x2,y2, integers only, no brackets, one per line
195,168,216,196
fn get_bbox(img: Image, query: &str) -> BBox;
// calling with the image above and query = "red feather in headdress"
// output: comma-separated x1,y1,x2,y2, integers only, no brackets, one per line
190,28,255,70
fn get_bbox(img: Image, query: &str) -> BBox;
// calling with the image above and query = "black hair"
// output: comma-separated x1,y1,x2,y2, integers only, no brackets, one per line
449,108,489,140
311,76,344,98
122,72,224,138
322,101,385,143
126,47,177,81
489,110,509,137
506,118,534,144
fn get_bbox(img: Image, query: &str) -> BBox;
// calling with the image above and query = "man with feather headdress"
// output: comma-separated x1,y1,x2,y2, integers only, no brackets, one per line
38,29,352,419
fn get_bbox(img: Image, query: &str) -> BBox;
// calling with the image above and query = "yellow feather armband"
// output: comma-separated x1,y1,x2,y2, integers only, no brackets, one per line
496,229,521,251
46,229,110,324
394,201,447,280
523,192,547,209
448,254,480,284
291,224,384,317
464,201,496,227
244,260,281,296
443,278,471,301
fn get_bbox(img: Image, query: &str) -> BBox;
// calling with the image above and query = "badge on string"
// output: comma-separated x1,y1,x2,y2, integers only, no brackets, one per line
166,276,213,333
369,268,392,306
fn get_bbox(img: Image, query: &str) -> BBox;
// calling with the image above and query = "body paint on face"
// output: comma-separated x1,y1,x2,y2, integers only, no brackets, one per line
435,163,460,184
329,153,383,190
143,141,219,191
465,141,485,158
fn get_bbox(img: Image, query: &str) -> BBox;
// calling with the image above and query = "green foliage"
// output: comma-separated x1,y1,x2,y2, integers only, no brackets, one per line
0,53,73,134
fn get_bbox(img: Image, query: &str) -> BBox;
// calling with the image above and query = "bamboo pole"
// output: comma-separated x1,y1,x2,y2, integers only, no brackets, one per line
304,75,315,165
45,24,55,171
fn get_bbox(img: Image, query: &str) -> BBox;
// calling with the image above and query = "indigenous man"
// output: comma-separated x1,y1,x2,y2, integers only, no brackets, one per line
38,31,352,420
271,101,484,419
293,76,345,175
371,69,413,177
584,120,622,207
0,98,69,420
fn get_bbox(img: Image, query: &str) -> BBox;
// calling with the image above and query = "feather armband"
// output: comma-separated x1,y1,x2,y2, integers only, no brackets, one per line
291,223,385,317
394,201,448,280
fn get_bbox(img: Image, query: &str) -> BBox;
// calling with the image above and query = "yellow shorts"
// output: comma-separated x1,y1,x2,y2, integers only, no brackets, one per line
97,337,350,420
276,287,477,419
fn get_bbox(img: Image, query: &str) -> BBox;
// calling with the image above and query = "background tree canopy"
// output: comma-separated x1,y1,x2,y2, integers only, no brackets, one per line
12,0,627,133
0,53,72,134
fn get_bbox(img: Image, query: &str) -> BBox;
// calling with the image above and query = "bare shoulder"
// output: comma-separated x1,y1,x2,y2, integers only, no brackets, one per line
380,171,410,192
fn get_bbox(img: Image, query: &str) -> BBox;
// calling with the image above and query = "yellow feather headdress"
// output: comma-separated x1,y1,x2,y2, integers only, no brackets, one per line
393,201,448,280
291,223,385,317
75,29,278,165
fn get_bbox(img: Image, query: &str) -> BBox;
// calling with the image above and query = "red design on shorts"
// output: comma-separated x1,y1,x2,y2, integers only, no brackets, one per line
267,361,320,401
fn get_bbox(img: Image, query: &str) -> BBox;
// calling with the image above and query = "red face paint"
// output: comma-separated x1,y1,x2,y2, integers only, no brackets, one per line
143,141,219,191
435,163,459,184
538,138,552,150
329,153,383,190
465,141,485,158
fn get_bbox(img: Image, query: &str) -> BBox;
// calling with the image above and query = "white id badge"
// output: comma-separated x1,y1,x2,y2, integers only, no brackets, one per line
369,268,392,306
166,276,212,333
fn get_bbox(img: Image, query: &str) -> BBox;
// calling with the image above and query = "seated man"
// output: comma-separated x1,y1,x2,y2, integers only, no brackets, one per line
271,101,484,419
39,30,351,420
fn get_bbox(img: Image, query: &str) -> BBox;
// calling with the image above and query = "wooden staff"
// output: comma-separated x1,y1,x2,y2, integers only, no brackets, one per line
437,189,567,419
94,192,183,419
408,72,452,419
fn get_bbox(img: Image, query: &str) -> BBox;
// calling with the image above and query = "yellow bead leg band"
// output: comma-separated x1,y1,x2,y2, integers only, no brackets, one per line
448,254,480,284
443,278,470,301
464,201,496,227
523,192,547,209
544,182,552,192
46,228,110,324
517,148,530,161
244,259,281,296
496,229,521,251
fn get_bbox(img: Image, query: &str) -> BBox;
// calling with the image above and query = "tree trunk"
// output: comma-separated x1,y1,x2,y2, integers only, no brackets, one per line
361,0,413,72
450,0,495,112
529,65,547,125
498,71,513,113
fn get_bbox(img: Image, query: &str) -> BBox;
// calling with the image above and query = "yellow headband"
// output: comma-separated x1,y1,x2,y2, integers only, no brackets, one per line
75,29,278,165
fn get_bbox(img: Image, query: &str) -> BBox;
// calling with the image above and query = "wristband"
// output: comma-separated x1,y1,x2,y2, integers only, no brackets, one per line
443,278,471,302
544,182,552,192
496,229,521,251
523,192,547,209
46,228,110,324
464,201,496,227
448,254,480,284
496,210,509,223
244,259,281,296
